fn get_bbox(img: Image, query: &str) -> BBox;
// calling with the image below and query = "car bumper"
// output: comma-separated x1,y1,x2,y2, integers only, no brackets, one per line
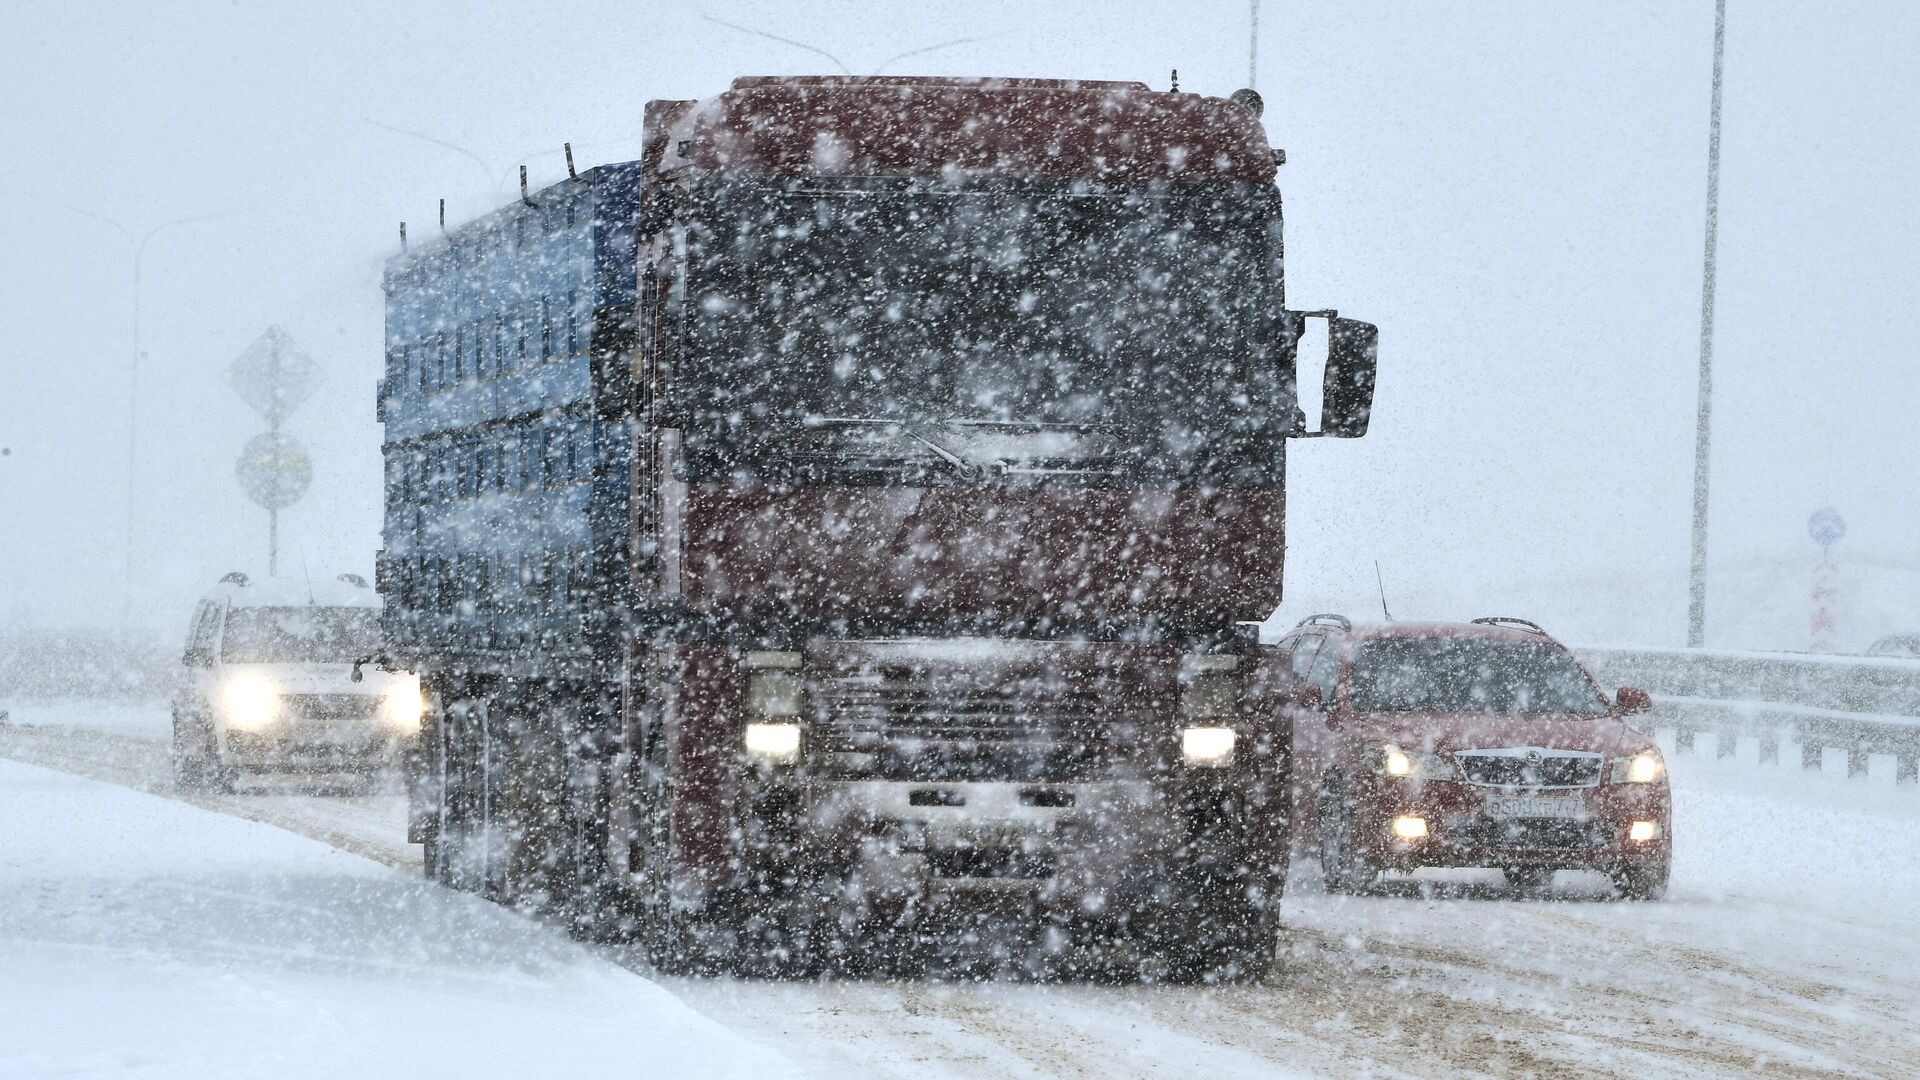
224,728,406,773
1357,778,1672,869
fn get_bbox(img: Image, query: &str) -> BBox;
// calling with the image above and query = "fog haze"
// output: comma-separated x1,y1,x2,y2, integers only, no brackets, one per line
2,0,1914,649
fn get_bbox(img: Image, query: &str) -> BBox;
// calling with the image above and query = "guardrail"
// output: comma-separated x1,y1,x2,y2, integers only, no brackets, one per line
1578,646,1920,784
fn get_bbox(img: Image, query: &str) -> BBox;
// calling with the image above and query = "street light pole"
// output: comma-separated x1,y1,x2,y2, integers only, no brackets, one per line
1687,0,1727,649
41,203,225,622
1249,0,1260,88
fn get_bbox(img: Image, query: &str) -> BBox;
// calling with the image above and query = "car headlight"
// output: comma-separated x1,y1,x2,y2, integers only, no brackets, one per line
1610,750,1665,784
383,674,425,730
1376,743,1456,781
1182,726,1237,767
220,671,279,730
744,722,801,765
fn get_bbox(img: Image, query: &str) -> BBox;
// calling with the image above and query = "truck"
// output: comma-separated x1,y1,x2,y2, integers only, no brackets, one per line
378,75,1380,981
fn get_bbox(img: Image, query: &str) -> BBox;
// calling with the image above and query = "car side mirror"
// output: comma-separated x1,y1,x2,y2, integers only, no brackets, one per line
1615,687,1653,713
182,645,212,669
1292,683,1324,710
1285,310,1378,439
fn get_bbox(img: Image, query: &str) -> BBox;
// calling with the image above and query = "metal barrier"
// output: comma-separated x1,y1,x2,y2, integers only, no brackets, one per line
1578,647,1920,783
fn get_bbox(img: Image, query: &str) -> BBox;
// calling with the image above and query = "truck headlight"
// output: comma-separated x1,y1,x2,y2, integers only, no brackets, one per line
744,722,801,764
1182,726,1237,767
221,671,279,730
383,674,425,730
1610,750,1665,784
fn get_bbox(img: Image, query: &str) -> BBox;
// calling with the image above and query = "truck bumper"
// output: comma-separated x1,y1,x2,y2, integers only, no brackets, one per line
773,779,1178,912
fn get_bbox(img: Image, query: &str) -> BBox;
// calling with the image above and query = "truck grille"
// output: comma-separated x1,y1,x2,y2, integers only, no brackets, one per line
1454,749,1602,789
924,848,1056,880
809,665,1132,781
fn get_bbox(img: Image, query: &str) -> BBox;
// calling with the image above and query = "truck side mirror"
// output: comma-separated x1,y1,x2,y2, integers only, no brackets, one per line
1290,683,1324,709
1286,310,1378,439
1615,687,1653,713
1323,317,1377,438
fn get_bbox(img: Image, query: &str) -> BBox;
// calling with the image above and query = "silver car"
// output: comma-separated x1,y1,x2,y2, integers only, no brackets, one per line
170,572,421,791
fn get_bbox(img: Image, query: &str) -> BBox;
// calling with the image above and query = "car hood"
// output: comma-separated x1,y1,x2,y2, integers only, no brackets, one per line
217,663,401,697
1346,712,1654,757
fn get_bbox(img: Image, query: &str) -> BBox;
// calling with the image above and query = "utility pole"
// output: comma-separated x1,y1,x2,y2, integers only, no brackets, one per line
38,203,225,622
1249,0,1261,87
1687,0,1727,648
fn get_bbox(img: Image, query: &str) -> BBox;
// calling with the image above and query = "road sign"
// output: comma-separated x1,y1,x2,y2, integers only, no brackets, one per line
235,432,312,510
1808,508,1846,548
227,326,322,425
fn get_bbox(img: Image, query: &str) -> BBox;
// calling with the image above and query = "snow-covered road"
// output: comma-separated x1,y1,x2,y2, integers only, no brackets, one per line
3,702,1917,1078
0,755,797,1080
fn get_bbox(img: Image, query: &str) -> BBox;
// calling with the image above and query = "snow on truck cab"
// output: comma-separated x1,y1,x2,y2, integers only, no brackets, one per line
171,572,423,791
378,75,1380,979
1276,616,1672,899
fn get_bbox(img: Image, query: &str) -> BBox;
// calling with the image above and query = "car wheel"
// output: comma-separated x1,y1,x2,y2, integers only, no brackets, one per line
1610,860,1670,901
171,710,232,793
170,711,211,791
1317,778,1380,895
1503,866,1555,890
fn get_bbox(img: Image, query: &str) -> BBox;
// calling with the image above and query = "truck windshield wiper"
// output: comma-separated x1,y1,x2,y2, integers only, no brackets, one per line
803,416,991,479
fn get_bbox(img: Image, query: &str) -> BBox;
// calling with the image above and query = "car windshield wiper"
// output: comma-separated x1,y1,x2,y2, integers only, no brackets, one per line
802,416,991,479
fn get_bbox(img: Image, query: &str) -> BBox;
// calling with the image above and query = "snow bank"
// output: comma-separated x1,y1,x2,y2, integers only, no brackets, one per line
0,759,797,1080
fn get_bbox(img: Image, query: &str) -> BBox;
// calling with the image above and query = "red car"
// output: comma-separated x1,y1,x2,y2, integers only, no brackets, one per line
1277,616,1671,899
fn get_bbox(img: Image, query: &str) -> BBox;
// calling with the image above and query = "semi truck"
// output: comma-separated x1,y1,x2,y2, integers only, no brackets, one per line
378,75,1379,980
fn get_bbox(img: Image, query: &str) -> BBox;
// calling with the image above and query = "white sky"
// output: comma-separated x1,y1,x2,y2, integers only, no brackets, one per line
1,0,1915,648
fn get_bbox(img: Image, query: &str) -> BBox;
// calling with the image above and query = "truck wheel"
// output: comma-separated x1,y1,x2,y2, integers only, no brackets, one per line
1504,866,1555,890
1134,900,1276,985
1317,779,1379,894
633,802,732,975
419,834,442,881
1184,916,1278,984
1610,860,1670,901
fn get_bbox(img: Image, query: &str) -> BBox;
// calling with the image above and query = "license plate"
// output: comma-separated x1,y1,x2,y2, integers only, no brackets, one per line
1485,794,1583,820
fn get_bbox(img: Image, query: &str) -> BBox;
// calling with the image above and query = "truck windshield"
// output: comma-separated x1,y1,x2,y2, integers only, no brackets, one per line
1348,639,1611,716
221,607,381,664
683,179,1291,484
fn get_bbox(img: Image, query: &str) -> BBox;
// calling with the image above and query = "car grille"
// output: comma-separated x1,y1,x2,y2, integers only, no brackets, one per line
280,694,384,721
1446,819,1613,850
1454,749,1602,789
809,665,1135,781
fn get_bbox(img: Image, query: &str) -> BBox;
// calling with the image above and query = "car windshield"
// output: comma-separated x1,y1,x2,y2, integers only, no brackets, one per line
681,179,1291,484
1348,638,1610,716
220,607,380,664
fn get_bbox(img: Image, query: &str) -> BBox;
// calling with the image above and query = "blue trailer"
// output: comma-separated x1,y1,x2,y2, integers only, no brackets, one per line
378,162,643,672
